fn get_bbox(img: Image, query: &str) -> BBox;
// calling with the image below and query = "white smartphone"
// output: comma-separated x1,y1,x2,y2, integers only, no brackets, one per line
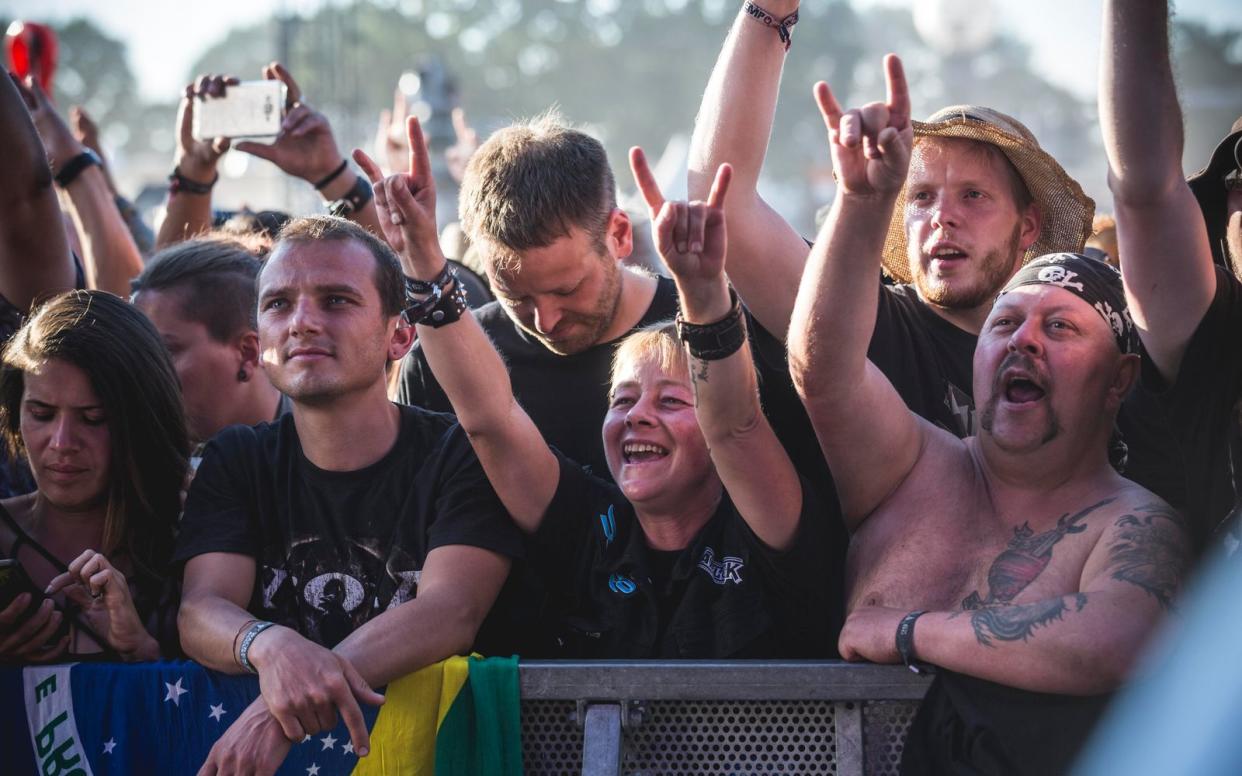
192,80,287,140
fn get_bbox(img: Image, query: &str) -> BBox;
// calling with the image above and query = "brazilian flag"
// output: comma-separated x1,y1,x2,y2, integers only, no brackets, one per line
0,655,523,775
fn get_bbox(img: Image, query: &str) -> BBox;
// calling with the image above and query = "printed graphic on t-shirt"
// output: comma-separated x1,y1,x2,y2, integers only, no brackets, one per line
258,537,422,647
942,381,976,438
697,547,745,585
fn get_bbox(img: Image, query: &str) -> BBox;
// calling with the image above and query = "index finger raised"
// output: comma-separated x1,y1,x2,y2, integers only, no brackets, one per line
813,81,844,132
353,148,384,185
883,54,910,130
266,62,301,105
706,163,733,210
406,116,434,182
628,146,664,215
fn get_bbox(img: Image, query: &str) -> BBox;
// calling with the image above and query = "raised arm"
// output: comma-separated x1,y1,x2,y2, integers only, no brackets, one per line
155,75,233,249
1101,0,1215,381
236,63,384,238
787,56,921,526
631,147,802,550
686,0,813,337
841,499,1189,694
0,73,74,312
15,77,142,295
354,119,559,532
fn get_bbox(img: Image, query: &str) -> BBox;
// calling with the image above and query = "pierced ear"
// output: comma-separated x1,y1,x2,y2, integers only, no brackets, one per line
606,208,634,261
388,317,417,361
236,330,262,370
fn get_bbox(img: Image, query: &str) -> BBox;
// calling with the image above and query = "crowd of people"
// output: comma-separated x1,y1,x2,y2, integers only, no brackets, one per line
0,0,1237,773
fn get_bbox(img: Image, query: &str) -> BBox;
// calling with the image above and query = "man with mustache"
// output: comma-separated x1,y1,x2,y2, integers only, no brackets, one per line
173,216,522,776
787,58,1190,775
689,0,1182,507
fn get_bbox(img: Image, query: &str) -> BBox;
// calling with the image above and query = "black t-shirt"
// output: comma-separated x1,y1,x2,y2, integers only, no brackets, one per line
397,276,681,479
173,405,523,648
902,669,1111,776
1145,265,1242,552
872,284,1185,508
527,453,842,659
870,284,979,437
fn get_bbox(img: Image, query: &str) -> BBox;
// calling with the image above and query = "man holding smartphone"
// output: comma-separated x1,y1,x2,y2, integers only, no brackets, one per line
156,62,384,250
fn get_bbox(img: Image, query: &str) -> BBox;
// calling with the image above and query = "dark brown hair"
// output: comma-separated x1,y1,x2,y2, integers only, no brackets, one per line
459,110,617,270
131,238,262,342
0,290,190,585
269,216,406,318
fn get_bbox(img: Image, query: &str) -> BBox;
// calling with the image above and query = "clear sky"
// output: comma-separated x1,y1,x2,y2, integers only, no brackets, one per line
7,0,1238,102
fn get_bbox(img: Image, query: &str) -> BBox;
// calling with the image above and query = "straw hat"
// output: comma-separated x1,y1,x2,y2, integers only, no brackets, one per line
881,105,1095,285
1186,116,1242,274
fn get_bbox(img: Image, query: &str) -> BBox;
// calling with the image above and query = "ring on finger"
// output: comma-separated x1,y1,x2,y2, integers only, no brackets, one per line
390,212,405,225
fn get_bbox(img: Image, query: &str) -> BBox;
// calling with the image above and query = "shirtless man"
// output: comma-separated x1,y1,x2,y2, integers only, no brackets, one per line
788,56,1189,775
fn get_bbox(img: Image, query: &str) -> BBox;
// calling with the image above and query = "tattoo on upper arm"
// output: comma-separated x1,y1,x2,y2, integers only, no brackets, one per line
964,593,1088,647
1107,503,1187,610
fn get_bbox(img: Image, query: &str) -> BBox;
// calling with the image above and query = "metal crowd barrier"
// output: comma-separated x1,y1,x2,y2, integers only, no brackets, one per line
517,661,932,776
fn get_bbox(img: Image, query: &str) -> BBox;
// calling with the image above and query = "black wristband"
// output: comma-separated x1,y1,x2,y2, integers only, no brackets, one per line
419,277,469,328
327,175,374,217
675,289,747,361
896,610,927,675
168,166,218,196
313,159,349,190
54,149,102,188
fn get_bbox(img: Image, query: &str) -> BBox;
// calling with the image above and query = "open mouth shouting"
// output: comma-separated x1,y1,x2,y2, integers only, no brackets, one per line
1000,368,1048,405
926,241,969,269
622,441,669,464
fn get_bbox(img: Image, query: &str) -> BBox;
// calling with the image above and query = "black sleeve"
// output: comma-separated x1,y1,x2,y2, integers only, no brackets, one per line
396,346,452,412
1148,266,1242,404
424,424,525,560
738,477,840,605
527,452,617,587
172,429,260,564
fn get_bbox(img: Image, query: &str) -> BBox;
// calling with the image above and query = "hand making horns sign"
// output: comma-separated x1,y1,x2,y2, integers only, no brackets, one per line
629,147,734,320
816,53,913,199
353,116,444,279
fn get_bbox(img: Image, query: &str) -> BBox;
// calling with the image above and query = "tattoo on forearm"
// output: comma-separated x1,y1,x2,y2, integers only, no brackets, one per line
962,499,1112,610
965,594,1088,647
688,357,709,406
1107,503,1186,610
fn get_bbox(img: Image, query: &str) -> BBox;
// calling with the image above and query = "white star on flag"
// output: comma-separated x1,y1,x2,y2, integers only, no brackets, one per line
102,738,117,754
208,703,227,721
302,734,313,743
343,742,354,755
163,678,188,706
306,765,320,775
320,733,337,750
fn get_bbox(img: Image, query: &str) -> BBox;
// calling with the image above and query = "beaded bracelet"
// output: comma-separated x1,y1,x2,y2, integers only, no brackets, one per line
237,620,277,674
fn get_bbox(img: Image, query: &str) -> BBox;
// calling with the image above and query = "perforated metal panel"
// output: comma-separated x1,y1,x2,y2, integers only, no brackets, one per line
522,699,584,775
621,699,839,775
863,700,921,776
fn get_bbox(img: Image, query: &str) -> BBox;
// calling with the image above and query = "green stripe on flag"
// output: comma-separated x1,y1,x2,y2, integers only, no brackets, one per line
434,655,522,775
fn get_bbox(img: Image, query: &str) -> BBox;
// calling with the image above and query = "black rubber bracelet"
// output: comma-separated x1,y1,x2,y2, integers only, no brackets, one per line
675,289,747,361
168,166,218,196
54,149,102,188
896,610,927,675
327,175,373,217
313,159,349,190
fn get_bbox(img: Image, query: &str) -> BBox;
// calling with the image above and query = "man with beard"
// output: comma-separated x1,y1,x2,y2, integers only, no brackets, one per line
1102,0,1242,553
173,216,522,776
788,60,1190,774
690,0,1183,506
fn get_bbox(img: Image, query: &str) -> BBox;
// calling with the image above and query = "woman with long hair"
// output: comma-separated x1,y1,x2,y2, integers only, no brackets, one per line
0,290,190,661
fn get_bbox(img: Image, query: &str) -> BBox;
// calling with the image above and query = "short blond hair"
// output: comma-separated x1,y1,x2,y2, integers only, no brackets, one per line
610,320,686,388
459,109,616,272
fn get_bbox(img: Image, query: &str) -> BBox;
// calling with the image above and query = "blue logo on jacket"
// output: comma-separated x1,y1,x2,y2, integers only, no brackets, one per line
599,505,616,545
608,573,637,596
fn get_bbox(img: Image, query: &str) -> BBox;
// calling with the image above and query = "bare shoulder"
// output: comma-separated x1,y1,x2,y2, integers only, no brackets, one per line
1083,482,1190,611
